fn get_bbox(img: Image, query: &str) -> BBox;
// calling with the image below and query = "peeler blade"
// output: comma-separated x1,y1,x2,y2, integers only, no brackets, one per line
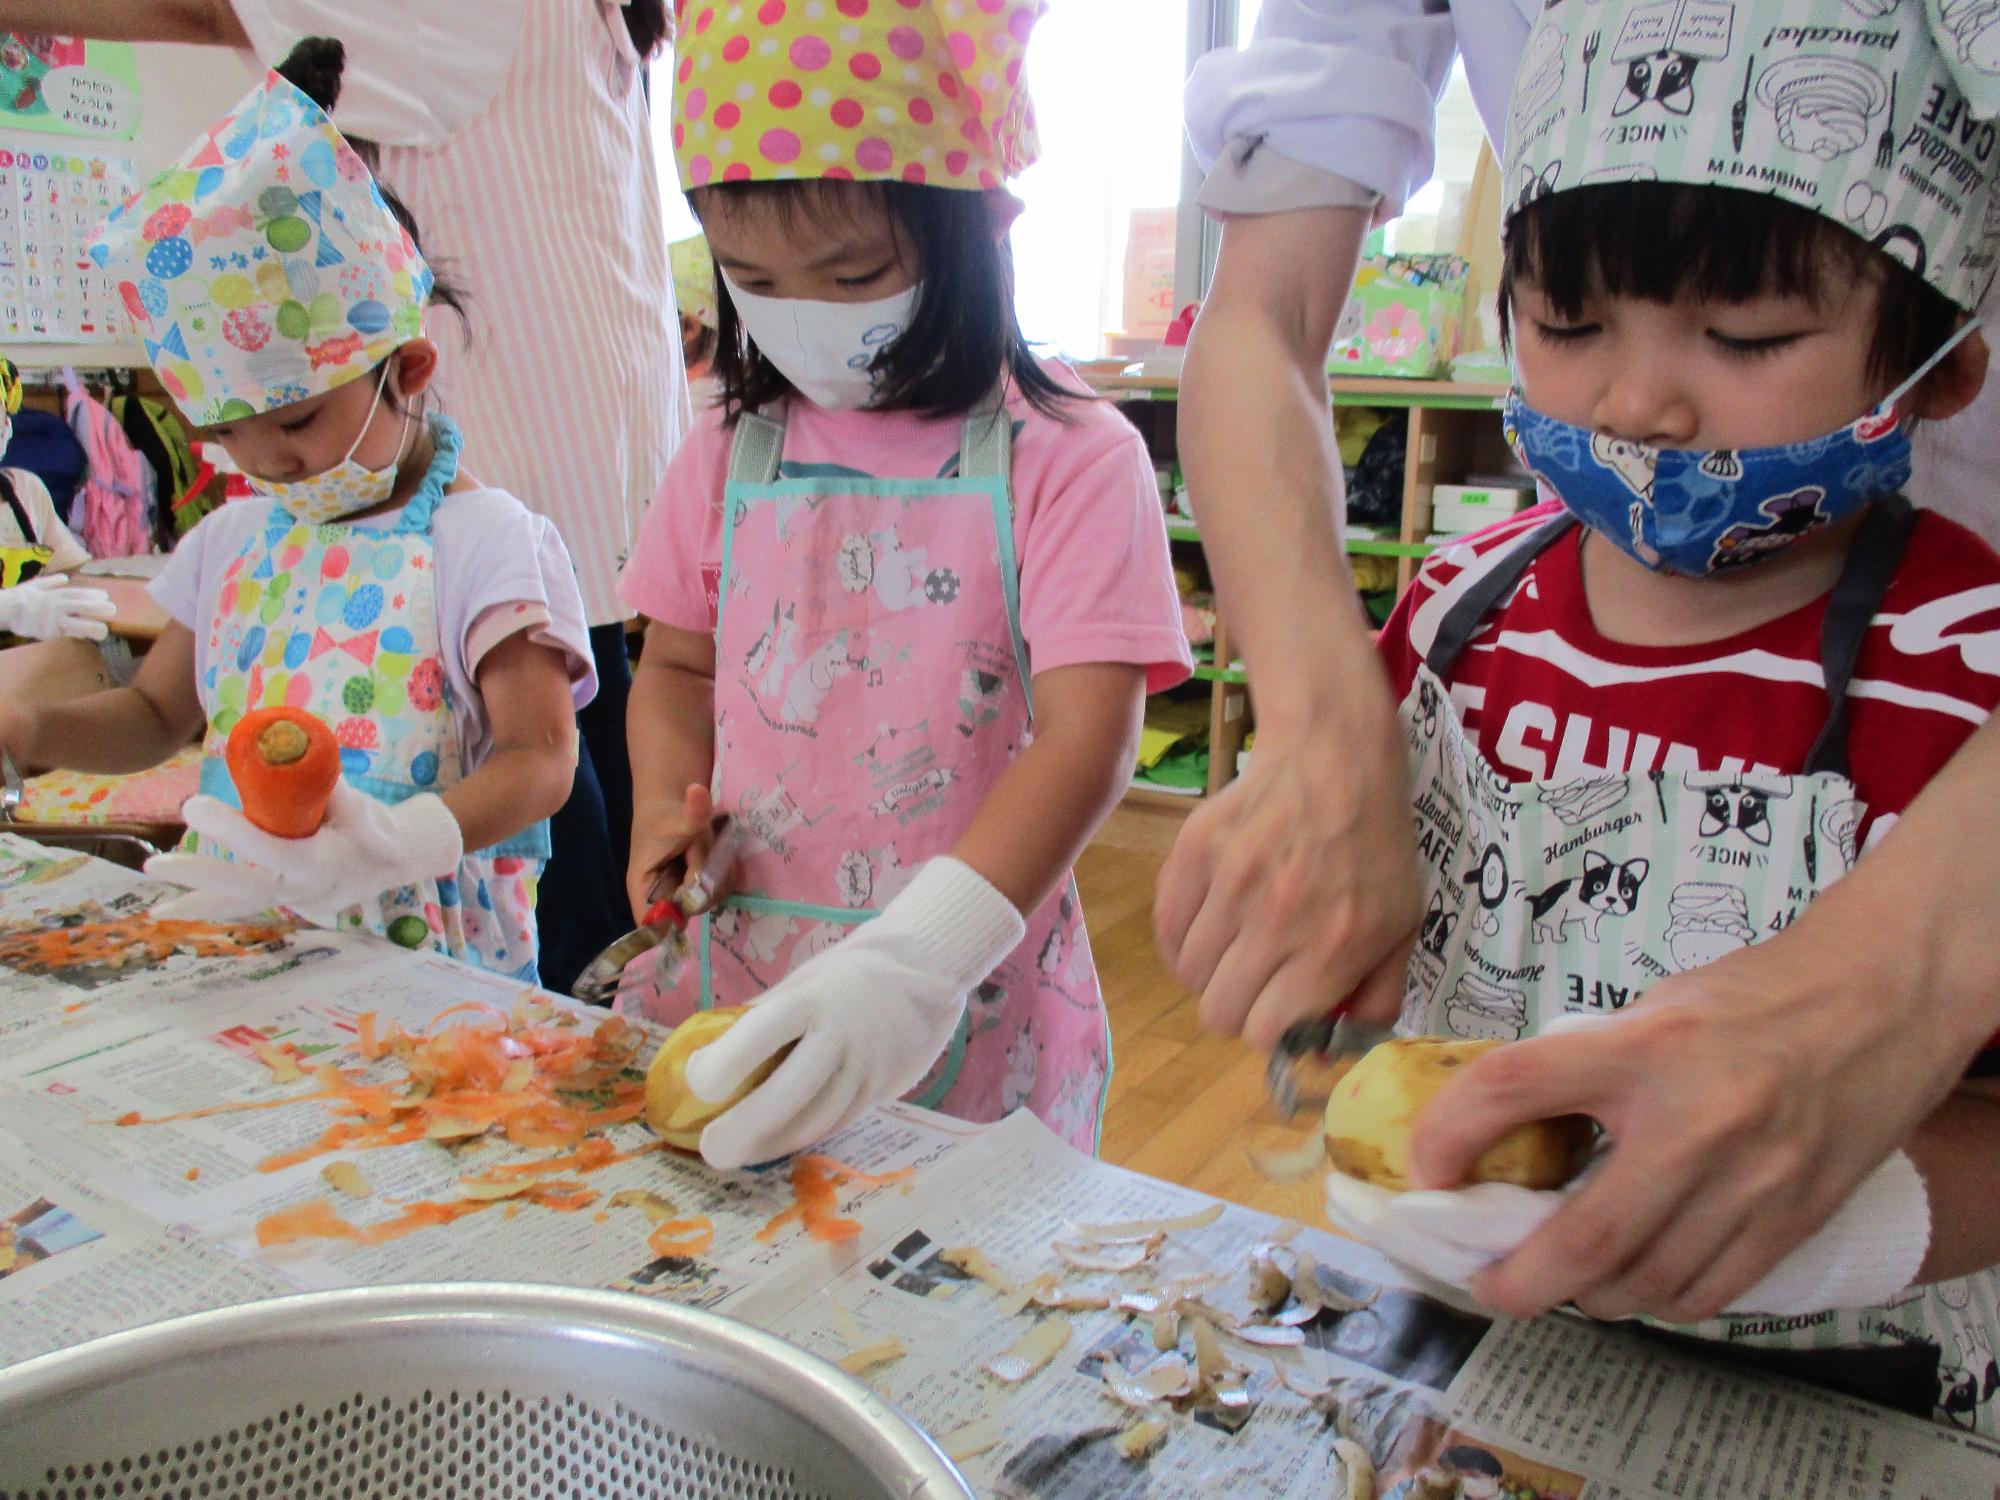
1264,1012,1395,1119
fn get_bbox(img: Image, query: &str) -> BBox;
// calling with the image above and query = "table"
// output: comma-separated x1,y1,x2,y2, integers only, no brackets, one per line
0,835,1994,1498
93,575,169,643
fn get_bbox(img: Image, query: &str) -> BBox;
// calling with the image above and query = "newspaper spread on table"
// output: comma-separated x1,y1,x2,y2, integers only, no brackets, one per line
1,833,1996,1498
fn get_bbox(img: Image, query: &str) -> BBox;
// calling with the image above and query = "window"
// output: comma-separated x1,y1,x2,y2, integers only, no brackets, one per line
1009,2,1190,359
649,3,1496,359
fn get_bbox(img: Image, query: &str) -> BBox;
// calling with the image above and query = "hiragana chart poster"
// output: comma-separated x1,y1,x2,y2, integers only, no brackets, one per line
0,137,137,343
0,35,140,141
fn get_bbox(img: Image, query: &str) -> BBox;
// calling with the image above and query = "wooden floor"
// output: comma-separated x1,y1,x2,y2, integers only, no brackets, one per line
1078,825,1330,1229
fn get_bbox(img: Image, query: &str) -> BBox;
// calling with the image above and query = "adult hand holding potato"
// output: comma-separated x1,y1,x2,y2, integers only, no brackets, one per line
1336,964,1944,1312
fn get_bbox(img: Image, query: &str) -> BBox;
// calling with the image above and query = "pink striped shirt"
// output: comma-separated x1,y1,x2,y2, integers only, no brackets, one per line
234,0,689,625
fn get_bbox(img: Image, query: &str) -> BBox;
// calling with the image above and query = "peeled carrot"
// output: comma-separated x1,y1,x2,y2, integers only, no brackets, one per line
225,707,340,838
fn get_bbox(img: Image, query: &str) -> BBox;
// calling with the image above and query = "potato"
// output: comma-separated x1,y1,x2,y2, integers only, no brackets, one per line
1323,1037,1591,1191
643,1007,784,1152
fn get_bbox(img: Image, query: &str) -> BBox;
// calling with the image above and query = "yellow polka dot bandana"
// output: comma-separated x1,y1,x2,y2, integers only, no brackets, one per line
669,0,1045,189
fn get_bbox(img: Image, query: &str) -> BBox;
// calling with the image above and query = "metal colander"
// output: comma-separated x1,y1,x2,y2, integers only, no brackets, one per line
0,1284,974,1499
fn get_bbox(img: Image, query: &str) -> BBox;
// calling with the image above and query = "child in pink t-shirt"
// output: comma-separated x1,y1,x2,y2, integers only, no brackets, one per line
618,6,1189,1170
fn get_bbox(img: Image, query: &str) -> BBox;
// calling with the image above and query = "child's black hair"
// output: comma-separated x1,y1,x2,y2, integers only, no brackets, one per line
691,179,1080,422
273,37,468,332
1500,182,1961,388
623,0,671,60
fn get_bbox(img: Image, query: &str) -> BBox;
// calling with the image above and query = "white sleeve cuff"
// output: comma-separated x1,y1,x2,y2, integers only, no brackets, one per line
392,792,466,882
1730,1150,1933,1316
880,858,1027,990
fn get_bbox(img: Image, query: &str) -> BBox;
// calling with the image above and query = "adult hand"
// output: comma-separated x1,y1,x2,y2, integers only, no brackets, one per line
1407,895,1981,1323
1155,700,1423,1049
1159,205,1424,1049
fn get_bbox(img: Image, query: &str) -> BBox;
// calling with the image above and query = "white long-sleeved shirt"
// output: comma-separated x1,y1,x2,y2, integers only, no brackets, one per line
232,0,689,625
1182,0,2000,541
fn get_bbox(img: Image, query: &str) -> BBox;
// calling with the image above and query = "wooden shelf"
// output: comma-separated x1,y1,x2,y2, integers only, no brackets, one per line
1116,359,1508,810
1124,782,1205,811
1088,370,1508,411
1167,519,1439,561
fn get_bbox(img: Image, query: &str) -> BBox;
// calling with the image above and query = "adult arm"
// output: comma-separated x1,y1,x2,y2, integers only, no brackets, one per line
1155,206,1423,1048
1413,727,2000,1320
1158,0,1466,1047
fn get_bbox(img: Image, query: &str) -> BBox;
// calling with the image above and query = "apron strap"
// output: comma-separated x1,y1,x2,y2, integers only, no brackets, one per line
1803,494,1916,778
958,395,1012,499
726,408,786,486
0,471,35,547
1424,515,1576,678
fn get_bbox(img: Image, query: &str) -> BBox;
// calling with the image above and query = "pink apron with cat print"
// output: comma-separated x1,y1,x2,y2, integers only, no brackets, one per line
631,400,1110,1152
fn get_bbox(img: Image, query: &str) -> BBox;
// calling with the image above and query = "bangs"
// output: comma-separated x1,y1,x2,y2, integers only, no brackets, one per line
1506,182,1859,317
1501,182,1963,384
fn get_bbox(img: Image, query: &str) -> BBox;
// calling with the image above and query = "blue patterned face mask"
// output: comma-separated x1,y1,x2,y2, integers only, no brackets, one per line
1503,321,1980,576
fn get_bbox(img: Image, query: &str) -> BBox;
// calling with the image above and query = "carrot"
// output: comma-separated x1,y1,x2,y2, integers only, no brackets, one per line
225,707,341,838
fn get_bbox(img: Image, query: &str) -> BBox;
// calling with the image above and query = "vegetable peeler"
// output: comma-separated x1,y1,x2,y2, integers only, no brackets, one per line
1264,1008,1396,1120
571,816,747,1008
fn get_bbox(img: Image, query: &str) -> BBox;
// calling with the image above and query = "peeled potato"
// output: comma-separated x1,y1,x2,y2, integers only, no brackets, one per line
1323,1037,1591,1191
643,1007,784,1152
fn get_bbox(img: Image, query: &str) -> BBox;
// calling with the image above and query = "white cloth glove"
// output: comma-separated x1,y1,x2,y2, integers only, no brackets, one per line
145,780,464,926
684,856,1025,1170
0,574,115,642
1323,1150,1931,1317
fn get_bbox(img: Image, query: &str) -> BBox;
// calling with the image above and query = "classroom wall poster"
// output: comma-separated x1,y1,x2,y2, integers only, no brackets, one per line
0,136,138,344
0,36,139,142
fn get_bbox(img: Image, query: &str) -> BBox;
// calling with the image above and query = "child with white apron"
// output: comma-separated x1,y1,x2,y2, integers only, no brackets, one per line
618,1,1190,1168
1323,0,2000,1436
0,45,594,983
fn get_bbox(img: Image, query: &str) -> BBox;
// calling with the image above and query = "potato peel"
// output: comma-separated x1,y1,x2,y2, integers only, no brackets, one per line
1070,1202,1224,1241
837,1339,907,1377
983,1317,1071,1384
1101,1356,1194,1409
320,1161,370,1199
609,1188,682,1224
1115,1416,1171,1462
941,1417,1005,1463
1333,1438,1378,1500
1248,1139,1328,1182
1052,1232,1163,1273
1032,1283,1112,1311
941,1245,1017,1296
249,1040,305,1085
1248,1243,1294,1314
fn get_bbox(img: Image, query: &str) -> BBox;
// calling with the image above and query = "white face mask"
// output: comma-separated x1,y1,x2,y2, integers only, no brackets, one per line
248,363,414,523
720,271,920,410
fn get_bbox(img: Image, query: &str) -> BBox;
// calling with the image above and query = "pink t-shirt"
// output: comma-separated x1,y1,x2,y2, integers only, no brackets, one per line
619,367,1193,694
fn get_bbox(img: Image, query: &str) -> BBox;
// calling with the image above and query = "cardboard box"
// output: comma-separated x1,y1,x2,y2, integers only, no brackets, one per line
1329,254,1473,379
1121,207,1177,343
1430,480,1534,534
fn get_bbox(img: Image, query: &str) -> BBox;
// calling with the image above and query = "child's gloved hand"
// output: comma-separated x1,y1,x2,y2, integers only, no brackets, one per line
683,856,1025,1170
1322,1149,1931,1318
145,780,464,926
0,574,116,642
